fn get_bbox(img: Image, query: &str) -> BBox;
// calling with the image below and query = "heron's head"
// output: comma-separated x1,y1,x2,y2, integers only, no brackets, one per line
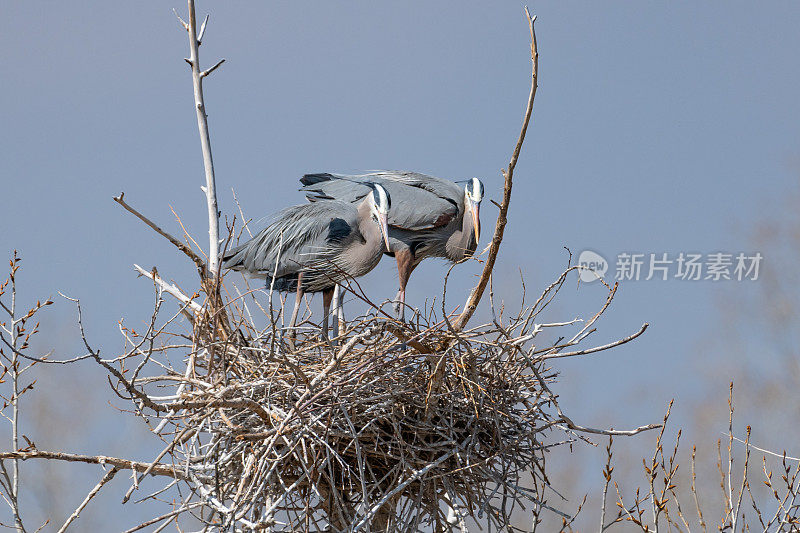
464,177,483,241
367,183,392,252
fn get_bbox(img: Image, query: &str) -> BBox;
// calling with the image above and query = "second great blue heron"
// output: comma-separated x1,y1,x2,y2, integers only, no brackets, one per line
223,183,392,340
300,171,484,320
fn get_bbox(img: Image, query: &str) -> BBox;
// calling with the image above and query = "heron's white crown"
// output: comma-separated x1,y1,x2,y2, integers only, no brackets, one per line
466,177,484,203
371,183,391,215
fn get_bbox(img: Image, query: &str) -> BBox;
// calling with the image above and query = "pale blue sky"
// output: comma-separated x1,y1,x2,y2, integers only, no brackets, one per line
2,1,799,529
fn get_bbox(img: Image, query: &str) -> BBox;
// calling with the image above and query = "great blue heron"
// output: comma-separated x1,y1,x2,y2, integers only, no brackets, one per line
223,183,392,340
300,171,484,320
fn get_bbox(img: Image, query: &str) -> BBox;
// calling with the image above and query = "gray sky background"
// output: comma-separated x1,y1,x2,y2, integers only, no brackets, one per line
2,1,799,529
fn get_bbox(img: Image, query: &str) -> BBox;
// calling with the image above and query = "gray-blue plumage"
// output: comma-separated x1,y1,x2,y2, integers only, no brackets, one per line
300,171,480,264
299,171,484,320
223,185,392,339
302,171,460,233
223,201,382,293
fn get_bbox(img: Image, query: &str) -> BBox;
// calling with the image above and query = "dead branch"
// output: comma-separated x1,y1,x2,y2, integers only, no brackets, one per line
538,322,649,361
184,0,223,279
0,451,189,480
133,264,203,313
453,7,538,331
56,467,118,533
113,192,206,276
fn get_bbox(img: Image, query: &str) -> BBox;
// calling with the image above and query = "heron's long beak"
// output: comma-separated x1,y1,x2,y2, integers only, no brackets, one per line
471,201,481,242
378,213,391,252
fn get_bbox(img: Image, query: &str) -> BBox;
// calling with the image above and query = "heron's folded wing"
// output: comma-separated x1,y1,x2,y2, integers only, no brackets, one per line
223,202,357,277
366,171,464,204
300,172,459,231
379,180,458,231
301,174,372,204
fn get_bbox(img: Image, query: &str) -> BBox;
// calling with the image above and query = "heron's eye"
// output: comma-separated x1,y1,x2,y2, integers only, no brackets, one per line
467,178,483,202
469,178,484,202
371,184,390,213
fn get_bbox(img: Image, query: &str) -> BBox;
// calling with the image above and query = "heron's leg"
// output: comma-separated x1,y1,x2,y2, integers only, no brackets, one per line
394,250,415,322
322,287,334,342
330,284,340,346
288,274,303,343
337,286,346,337
331,284,346,342
393,288,406,322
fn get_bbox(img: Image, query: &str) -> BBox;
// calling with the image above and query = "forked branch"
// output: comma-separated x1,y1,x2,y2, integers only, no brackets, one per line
184,0,223,280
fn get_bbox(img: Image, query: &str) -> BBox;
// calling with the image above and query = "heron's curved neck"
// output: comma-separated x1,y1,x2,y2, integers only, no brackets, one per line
356,200,379,244
446,208,477,261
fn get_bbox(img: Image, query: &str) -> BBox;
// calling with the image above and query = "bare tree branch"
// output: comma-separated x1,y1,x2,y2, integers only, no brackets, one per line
538,323,649,361
56,467,118,533
113,192,206,276
0,451,189,480
184,0,221,279
201,58,225,78
453,7,538,331
133,264,203,313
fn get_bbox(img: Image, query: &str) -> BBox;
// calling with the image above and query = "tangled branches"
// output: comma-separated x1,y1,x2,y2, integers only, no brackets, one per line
0,246,657,531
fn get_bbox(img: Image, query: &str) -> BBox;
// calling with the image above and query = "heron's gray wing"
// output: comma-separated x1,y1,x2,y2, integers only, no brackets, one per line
222,202,358,279
364,171,464,204
300,173,373,204
301,172,459,231
379,180,458,231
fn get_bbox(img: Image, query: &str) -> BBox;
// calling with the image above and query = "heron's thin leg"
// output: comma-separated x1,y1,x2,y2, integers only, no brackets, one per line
394,250,415,322
337,286,346,337
330,284,340,347
288,274,303,343
322,288,334,342
331,284,346,342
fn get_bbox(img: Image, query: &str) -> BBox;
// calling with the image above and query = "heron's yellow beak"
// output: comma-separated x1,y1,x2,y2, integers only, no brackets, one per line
471,201,481,242
378,213,391,252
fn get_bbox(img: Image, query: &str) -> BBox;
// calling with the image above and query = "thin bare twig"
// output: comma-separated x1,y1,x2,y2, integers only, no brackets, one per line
453,6,538,331
113,192,206,276
133,264,203,313
56,467,118,533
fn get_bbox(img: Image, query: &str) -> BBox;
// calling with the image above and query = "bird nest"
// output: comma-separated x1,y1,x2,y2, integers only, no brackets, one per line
107,265,648,531
189,325,555,531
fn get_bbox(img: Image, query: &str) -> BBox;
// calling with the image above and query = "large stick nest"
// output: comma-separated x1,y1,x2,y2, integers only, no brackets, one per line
193,321,555,530
112,265,647,532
